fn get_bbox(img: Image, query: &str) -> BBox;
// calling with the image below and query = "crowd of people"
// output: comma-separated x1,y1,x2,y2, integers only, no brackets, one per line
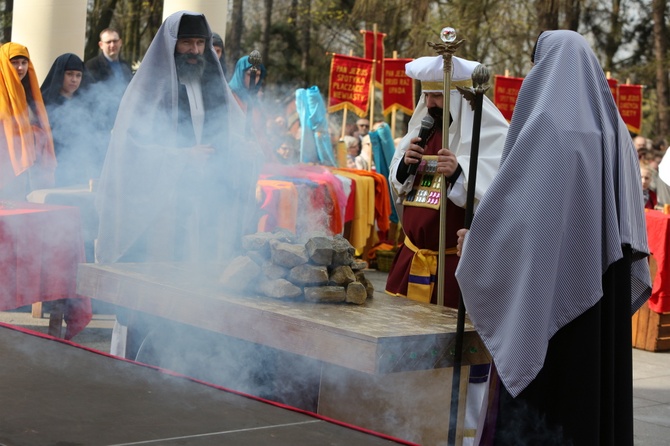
0,14,666,445
0,18,304,204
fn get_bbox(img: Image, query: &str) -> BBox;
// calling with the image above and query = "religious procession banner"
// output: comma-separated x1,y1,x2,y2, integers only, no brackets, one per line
618,84,643,134
327,54,373,116
382,58,415,116
362,30,386,88
493,73,642,132
493,75,523,121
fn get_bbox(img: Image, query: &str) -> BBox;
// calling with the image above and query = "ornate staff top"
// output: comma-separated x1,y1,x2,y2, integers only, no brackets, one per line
457,64,492,110
427,27,465,77
248,50,262,71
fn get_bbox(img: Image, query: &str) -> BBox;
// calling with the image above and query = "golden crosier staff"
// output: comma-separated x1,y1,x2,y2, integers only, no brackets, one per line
427,27,464,307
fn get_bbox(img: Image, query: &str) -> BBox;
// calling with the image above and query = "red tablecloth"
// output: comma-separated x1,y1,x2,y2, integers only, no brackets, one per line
646,210,670,313
0,201,92,338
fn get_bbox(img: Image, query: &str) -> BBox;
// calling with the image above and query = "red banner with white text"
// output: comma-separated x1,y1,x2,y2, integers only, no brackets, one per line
493,74,642,131
327,54,373,116
362,30,385,88
618,84,643,134
493,75,523,121
382,58,414,116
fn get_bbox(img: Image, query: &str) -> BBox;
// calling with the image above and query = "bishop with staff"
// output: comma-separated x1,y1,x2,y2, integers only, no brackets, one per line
385,53,508,309
384,30,509,445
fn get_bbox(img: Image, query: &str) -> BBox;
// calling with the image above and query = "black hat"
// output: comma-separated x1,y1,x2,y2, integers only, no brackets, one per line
211,33,224,49
178,14,208,39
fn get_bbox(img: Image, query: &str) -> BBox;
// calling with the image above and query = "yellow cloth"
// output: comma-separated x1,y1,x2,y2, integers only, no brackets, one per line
0,42,55,188
404,235,457,303
333,169,375,254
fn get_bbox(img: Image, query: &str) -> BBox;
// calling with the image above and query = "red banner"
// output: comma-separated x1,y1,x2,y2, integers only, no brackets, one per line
327,54,373,116
608,78,619,106
493,75,523,121
362,30,385,88
382,58,414,116
618,84,643,134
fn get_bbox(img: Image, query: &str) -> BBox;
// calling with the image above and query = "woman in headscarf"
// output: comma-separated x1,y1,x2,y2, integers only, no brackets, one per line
41,53,98,186
228,54,266,112
455,30,651,445
0,42,55,200
228,54,274,158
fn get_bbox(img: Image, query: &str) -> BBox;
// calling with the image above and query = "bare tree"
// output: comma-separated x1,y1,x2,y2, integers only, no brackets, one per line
121,0,141,63
228,0,245,70
262,0,273,65
536,0,560,32
85,0,120,61
1,0,13,42
602,0,624,71
299,0,311,85
653,0,669,140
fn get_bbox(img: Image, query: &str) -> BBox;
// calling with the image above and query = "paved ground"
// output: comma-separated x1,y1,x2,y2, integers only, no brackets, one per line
2,268,669,445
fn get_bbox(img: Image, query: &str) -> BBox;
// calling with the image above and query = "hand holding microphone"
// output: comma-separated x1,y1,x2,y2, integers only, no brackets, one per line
407,115,435,175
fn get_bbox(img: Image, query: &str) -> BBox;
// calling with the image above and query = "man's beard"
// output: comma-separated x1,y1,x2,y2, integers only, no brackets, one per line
427,106,443,126
175,52,206,82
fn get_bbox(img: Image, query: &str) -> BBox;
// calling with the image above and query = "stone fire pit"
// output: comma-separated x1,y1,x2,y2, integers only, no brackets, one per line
219,231,374,304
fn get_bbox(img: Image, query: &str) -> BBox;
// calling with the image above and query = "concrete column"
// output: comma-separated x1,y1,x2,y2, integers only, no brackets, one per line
11,0,87,85
162,0,229,39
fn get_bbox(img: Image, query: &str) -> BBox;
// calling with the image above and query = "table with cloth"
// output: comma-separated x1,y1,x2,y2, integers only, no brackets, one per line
646,209,670,313
0,200,92,339
258,164,391,256
26,184,98,262
632,209,670,351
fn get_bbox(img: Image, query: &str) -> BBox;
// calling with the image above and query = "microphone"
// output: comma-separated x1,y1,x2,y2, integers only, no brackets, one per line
407,115,435,175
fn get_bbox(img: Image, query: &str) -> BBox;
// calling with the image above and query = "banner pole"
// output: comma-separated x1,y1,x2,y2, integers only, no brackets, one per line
366,24,378,170
390,50,398,139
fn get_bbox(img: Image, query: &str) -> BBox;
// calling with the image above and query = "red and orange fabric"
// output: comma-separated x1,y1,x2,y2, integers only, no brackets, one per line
257,179,298,233
262,164,346,235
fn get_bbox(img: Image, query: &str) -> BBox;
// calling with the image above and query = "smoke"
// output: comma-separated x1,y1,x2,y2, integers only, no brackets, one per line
127,315,323,411
8,35,467,445
45,71,130,189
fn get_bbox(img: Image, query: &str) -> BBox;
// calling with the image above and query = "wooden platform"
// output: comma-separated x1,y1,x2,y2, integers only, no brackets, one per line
76,262,491,445
76,262,490,374
632,302,670,352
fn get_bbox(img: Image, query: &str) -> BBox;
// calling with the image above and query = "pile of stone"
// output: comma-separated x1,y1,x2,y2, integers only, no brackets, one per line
219,231,374,304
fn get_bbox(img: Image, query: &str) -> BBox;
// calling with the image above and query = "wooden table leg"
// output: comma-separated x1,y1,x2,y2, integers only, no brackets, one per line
46,300,65,338
31,302,43,318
